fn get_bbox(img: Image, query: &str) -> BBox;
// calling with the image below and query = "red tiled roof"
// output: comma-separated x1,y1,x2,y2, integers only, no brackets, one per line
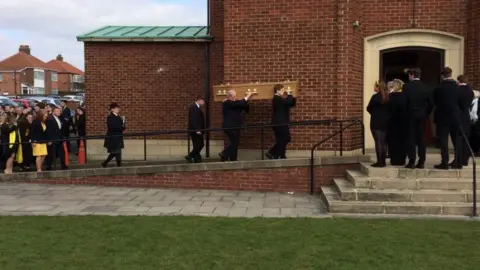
46,59,84,75
0,52,53,71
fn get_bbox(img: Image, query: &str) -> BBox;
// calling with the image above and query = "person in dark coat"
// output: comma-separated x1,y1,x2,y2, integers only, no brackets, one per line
433,67,462,169
219,90,253,162
45,107,67,170
18,113,34,171
60,100,73,152
387,79,407,166
186,96,205,163
450,75,474,167
31,110,49,172
74,107,86,155
101,103,125,167
403,68,434,169
1,115,19,174
266,84,296,159
367,81,389,167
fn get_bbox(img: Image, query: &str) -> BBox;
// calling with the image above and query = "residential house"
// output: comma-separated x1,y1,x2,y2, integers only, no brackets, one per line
46,54,84,93
0,45,58,95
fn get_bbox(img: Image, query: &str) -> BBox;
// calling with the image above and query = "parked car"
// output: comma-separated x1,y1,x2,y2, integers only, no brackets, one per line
13,99,32,108
48,94,62,99
0,97,18,107
24,96,61,107
63,95,84,106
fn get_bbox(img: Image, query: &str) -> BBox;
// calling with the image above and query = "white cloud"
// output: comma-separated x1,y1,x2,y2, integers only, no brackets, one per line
0,0,207,69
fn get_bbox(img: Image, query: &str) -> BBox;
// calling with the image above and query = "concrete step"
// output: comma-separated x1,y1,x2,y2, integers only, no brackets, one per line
333,178,479,203
321,186,479,216
346,170,474,191
360,163,476,179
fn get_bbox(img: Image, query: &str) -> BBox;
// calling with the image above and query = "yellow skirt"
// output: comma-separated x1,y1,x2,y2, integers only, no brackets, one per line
33,143,48,157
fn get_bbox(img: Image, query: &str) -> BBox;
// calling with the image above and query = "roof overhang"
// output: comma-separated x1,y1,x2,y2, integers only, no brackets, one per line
77,37,213,43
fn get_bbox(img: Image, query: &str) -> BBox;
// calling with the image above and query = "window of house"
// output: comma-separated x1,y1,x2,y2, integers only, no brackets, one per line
0,74,3,81
33,87,45,94
51,89,58,94
72,75,84,83
51,72,58,82
34,70,45,80
22,87,29,95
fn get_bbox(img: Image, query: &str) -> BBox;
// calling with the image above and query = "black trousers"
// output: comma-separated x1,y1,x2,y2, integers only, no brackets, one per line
21,144,33,168
470,123,480,155
407,117,427,164
189,133,204,163
222,130,240,161
450,125,470,166
437,123,461,165
269,126,291,159
372,129,387,165
46,142,66,169
387,131,406,166
104,151,122,166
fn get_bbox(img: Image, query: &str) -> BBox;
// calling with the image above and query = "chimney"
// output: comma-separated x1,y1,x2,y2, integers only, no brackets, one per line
19,45,31,55
56,54,64,61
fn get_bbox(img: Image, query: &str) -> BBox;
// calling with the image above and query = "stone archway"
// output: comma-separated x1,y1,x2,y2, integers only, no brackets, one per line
363,29,464,149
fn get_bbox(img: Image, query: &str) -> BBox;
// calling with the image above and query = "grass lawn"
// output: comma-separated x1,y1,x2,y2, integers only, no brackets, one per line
0,217,479,270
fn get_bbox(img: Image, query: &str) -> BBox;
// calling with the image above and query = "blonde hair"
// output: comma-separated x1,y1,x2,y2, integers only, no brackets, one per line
392,79,404,92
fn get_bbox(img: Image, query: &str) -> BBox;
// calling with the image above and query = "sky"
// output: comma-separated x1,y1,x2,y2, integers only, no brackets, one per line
0,0,207,70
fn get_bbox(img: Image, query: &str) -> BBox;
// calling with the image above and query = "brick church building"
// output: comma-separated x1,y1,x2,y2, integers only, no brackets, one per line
78,0,480,160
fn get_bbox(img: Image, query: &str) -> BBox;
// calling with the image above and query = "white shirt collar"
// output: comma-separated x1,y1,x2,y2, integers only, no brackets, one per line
412,78,420,81
459,83,467,86
195,102,200,108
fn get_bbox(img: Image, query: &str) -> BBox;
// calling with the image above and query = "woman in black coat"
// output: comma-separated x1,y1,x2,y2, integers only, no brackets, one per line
101,103,125,167
387,79,408,166
367,81,390,167
1,115,19,174
74,107,86,154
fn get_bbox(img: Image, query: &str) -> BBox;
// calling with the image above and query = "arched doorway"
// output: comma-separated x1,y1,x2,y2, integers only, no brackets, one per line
363,29,464,149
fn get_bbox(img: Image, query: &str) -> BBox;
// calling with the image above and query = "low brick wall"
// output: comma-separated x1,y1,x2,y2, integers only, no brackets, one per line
6,156,368,193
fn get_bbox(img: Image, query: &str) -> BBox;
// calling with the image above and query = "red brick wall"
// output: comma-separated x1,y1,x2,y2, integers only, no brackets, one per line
31,164,357,193
466,0,480,89
57,73,70,92
84,42,206,137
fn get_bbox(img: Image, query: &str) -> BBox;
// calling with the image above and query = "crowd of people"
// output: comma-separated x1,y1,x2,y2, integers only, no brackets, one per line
367,67,477,170
0,100,86,173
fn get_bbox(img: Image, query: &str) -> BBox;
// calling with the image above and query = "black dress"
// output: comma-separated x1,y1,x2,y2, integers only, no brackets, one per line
104,113,125,154
387,91,407,166
1,124,18,159
367,93,389,166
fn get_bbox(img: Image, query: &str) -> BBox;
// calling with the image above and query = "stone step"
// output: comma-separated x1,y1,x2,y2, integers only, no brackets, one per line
346,170,474,191
321,186,479,216
333,178,479,203
360,163,476,179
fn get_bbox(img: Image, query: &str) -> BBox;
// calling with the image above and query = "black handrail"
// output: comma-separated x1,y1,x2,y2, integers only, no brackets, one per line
458,125,477,217
309,120,365,194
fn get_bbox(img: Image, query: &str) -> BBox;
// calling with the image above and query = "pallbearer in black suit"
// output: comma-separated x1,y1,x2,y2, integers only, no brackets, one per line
101,103,126,168
387,79,407,166
367,81,390,167
45,107,68,170
186,96,206,163
403,68,433,169
450,75,474,167
433,67,461,170
266,84,296,159
219,90,253,162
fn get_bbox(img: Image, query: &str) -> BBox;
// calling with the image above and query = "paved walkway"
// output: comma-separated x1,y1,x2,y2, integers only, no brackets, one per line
0,184,327,218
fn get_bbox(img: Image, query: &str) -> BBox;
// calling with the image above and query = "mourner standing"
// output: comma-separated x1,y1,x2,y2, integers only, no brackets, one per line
433,67,461,170
46,107,68,170
101,103,125,168
219,90,253,162
367,81,389,167
74,107,86,155
266,84,296,160
387,79,407,166
18,113,33,171
451,75,474,167
186,96,205,163
1,115,19,174
31,110,48,172
61,100,73,152
403,68,433,169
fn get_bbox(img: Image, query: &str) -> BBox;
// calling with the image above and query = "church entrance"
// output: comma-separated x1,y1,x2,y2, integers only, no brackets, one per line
380,47,445,146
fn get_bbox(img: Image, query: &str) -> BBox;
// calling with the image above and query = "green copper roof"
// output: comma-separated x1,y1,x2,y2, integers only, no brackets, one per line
77,26,211,42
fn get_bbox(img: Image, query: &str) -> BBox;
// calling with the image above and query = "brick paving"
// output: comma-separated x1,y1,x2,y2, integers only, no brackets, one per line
0,184,328,218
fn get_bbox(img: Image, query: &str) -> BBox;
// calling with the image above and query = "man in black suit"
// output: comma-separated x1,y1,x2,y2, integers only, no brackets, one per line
60,100,72,152
403,68,433,169
266,84,296,159
185,96,206,163
433,67,461,169
450,75,474,168
219,90,253,162
46,107,68,170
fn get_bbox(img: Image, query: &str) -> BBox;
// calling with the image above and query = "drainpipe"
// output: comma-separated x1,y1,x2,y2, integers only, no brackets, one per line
204,43,211,158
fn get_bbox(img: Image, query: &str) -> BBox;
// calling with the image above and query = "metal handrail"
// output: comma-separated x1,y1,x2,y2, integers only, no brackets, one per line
309,119,365,194
458,125,477,217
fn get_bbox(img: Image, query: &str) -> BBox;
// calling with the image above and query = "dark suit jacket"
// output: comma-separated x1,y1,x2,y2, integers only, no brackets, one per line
104,113,125,152
271,94,296,125
403,79,433,119
30,119,48,143
188,103,205,133
458,84,474,130
46,115,63,141
434,79,460,125
222,99,249,128
61,107,72,134
367,92,389,131
75,114,86,136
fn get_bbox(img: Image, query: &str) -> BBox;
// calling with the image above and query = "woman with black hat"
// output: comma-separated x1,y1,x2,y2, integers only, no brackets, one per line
101,103,125,167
